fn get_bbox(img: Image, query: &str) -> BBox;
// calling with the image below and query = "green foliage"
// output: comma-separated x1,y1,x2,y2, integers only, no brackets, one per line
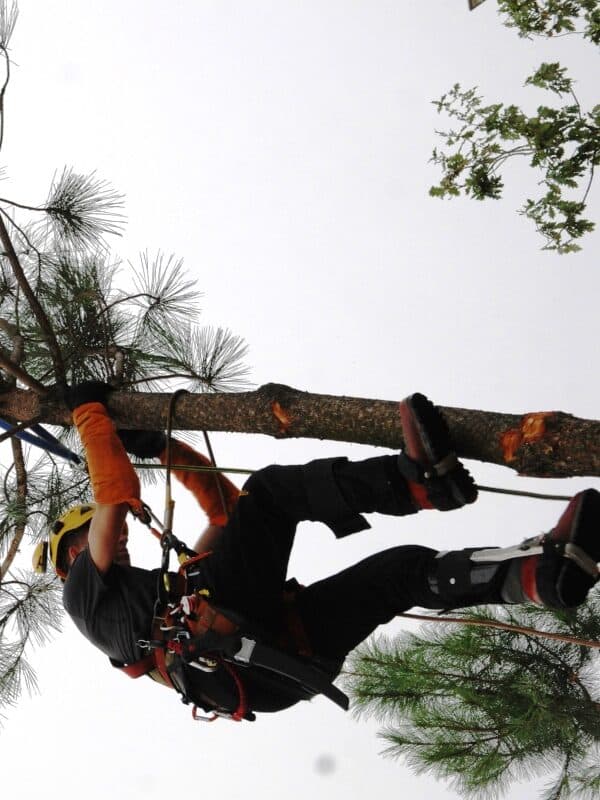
44,168,126,250
1,230,251,391
346,598,600,799
0,572,62,720
0,0,251,723
497,0,600,45
0,0,17,50
430,65,599,253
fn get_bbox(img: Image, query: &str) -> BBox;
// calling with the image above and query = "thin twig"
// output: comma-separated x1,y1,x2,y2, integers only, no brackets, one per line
581,158,596,207
0,197,42,212
399,611,600,650
0,45,10,152
0,437,27,579
97,292,161,316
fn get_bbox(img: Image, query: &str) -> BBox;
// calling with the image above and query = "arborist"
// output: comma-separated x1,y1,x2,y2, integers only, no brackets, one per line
34,382,600,721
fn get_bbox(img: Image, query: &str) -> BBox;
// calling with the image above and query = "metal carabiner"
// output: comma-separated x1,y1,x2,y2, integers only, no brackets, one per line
191,706,219,723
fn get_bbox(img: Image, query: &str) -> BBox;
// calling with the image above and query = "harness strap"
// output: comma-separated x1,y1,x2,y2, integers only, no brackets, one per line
151,636,176,689
280,580,313,657
110,654,155,679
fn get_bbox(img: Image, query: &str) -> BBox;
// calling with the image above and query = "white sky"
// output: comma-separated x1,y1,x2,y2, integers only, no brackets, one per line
2,2,599,799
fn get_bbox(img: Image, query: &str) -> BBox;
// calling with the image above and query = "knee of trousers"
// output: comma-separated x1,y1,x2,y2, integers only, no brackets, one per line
242,465,307,520
301,457,370,538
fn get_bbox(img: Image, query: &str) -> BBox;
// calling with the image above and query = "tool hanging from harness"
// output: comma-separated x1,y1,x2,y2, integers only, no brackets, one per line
0,417,81,464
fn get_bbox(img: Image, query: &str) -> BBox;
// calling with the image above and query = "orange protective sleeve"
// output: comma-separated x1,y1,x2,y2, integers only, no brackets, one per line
73,402,143,514
160,439,240,526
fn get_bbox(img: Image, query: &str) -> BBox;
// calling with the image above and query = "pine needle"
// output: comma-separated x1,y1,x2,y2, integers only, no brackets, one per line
45,168,125,249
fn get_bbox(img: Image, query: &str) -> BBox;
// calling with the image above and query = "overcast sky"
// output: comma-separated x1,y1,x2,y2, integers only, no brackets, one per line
2,2,599,799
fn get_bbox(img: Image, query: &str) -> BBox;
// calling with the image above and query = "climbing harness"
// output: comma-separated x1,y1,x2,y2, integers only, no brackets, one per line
122,500,349,721
116,391,349,722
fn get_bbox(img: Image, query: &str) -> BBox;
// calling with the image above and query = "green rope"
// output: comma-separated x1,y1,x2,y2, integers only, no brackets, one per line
134,462,254,476
134,463,573,502
202,429,229,521
475,484,572,502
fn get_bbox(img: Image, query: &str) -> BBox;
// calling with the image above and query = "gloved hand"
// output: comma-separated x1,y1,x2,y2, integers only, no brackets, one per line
64,381,114,411
118,429,166,459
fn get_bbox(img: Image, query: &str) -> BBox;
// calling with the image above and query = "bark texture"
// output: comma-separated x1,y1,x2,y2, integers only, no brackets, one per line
0,383,598,478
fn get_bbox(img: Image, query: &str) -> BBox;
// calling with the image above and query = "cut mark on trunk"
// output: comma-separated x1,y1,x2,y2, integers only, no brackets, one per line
500,411,555,463
271,401,293,436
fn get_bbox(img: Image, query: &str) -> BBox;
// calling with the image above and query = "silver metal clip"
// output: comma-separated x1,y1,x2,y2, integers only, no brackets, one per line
234,637,256,665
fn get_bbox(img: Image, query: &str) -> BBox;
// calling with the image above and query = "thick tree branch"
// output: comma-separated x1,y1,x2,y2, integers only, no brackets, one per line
0,215,63,391
0,383,598,478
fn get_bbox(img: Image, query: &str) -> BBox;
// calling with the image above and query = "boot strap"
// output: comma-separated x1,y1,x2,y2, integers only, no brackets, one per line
470,537,544,563
470,538,599,579
561,543,599,579
397,451,459,482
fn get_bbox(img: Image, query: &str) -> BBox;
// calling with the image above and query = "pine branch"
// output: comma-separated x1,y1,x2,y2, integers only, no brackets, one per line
0,1,17,50
131,251,201,325
0,214,62,389
44,168,125,249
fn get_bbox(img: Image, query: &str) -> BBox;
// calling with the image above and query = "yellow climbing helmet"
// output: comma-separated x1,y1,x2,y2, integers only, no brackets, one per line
32,503,96,579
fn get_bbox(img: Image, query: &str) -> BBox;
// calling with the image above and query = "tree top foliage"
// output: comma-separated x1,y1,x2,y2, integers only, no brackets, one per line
346,596,600,799
431,1,599,253
497,0,600,45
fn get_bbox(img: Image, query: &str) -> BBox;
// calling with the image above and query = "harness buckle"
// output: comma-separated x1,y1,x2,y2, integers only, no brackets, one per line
189,656,219,672
233,636,256,665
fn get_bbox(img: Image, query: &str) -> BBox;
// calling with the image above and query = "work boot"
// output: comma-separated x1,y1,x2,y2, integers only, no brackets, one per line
501,488,600,609
428,489,600,610
398,392,477,511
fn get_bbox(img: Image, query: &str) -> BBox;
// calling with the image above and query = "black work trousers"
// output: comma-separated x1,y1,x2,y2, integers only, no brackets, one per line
193,462,443,665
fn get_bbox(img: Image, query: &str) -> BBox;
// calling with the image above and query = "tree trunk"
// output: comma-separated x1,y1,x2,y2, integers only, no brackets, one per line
1,382,598,478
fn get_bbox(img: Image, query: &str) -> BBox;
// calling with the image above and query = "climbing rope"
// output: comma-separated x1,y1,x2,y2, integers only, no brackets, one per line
202,429,230,523
134,462,253,476
134,461,574,503
475,484,571,502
